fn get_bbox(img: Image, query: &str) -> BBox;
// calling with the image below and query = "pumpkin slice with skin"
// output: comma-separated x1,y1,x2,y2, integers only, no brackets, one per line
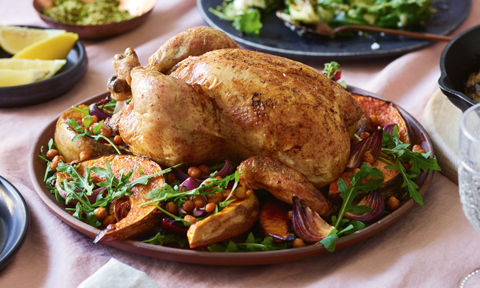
58,154,164,243
187,191,259,248
54,105,122,163
259,197,295,242
352,95,410,144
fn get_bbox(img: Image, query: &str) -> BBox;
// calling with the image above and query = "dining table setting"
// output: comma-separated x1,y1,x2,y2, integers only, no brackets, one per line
1,0,480,287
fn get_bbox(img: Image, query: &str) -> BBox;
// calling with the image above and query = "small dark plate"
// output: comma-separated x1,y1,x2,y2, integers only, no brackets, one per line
0,176,30,271
29,87,434,266
198,0,470,59
33,0,156,40
0,26,88,108
438,24,480,112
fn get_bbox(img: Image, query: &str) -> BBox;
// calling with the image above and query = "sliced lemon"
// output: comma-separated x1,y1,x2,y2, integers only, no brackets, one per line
0,26,66,55
0,69,50,87
13,32,79,60
0,59,66,80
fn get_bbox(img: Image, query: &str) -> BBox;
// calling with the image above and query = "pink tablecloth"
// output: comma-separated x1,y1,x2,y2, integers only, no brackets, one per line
1,1,479,287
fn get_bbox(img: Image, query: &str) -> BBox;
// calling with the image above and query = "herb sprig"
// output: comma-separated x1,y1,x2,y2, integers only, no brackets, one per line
208,232,289,252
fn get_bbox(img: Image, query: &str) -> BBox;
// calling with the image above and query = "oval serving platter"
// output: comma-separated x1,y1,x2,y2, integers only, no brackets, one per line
0,26,88,108
29,87,434,265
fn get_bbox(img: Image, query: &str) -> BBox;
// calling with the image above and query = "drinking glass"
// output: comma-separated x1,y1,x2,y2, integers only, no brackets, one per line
457,103,480,288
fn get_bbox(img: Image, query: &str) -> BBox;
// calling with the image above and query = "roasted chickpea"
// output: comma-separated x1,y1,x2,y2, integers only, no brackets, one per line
50,155,65,172
79,151,93,161
387,196,400,211
165,173,178,184
198,164,210,175
292,238,305,248
205,203,216,213
99,127,111,138
192,196,205,209
412,144,426,154
207,192,223,204
362,150,375,164
165,202,179,215
234,186,247,200
188,167,201,179
352,168,361,174
184,215,196,224
103,215,117,226
83,115,98,126
113,135,123,145
182,200,195,213
53,155,65,163
46,149,58,161
93,207,108,220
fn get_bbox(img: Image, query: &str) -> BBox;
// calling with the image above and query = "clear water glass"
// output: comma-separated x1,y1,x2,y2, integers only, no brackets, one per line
457,103,480,288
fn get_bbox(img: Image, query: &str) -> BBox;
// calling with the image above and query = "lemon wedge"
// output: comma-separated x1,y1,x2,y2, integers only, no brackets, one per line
13,32,79,60
0,59,66,80
0,26,66,55
0,69,50,87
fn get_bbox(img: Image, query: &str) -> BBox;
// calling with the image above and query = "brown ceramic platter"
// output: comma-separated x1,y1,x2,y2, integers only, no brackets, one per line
33,0,157,39
29,87,434,265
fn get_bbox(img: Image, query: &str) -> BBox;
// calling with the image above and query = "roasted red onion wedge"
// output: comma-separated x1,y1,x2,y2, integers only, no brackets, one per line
180,177,200,191
346,129,383,171
344,190,385,224
383,124,396,136
56,182,107,205
161,218,189,235
89,103,113,121
112,196,131,222
291,197,334,243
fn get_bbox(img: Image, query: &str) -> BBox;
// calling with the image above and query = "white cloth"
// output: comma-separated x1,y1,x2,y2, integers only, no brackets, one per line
78,258,162,288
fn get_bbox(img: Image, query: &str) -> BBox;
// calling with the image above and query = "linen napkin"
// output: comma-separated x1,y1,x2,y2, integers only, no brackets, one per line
78,258,163,288
422,89,462,184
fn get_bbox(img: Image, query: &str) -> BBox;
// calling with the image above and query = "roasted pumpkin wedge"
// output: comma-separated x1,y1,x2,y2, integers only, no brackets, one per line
328,158,401,203
187,191,259,248
54,105,120,162
259,197,295,242
352,95,410,144
57,155,164,243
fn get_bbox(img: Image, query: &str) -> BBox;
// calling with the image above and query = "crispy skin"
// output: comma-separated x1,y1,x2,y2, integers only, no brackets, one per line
238,157,333,216
119,49,362,187
146,26,240,74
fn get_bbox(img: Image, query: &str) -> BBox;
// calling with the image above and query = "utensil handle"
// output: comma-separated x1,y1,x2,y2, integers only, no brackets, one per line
333,25,453,42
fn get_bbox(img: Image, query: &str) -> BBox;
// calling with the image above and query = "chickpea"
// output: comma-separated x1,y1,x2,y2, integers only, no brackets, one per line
182,200,195,213
93,207,108,220
188,166,201,179
362,150,375,164
205,203,216,213
99,127,111,138
83,115,98,126
46,149,58,161
165,202,179,215
198,164,210,175
360,131,370,139
234,186,247,200
292,238,305,248
50,155,65,172
165,173,178,184
387,196,400,211
192,196,205,209
412,144,426,154
184,215,196,224
103,215,117,226
207,192,223,204
352,168,361,174
53,155,65,163
79,151,92,161
113,135,123,145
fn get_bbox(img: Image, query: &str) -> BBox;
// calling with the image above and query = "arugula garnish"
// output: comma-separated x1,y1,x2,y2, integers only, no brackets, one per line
380,125,441,207
63,116,121,155
320,162,383,252
143,230,188,248
207,232,289,252
322,61,347,88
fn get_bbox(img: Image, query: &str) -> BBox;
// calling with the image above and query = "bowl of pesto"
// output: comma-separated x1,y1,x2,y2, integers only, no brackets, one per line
33,0,157,39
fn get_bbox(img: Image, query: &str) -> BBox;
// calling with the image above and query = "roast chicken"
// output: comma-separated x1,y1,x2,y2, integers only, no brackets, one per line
107,26,363,191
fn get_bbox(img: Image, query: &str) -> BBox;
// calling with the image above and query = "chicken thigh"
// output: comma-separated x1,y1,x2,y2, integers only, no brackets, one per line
113,28,363,187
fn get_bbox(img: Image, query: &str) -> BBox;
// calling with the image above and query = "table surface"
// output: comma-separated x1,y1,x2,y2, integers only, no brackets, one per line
1,1,479,287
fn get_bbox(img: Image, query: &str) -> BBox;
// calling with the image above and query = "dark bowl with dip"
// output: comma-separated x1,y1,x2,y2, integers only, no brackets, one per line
438,24,480,112
33,0,157,40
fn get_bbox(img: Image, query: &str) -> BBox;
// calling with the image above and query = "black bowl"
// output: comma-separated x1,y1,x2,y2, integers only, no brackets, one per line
0,26,88,108
0,176,30,270
438,24,480,112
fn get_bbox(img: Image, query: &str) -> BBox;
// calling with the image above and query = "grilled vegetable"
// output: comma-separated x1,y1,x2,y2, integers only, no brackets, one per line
259,197,295,242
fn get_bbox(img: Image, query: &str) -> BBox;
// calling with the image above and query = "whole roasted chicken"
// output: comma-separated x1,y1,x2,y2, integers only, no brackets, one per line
108,27,363,193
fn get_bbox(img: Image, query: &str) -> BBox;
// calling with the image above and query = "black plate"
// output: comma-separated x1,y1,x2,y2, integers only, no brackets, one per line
0,176,30,270
198,0,471,59
438,24,480,112
0,26,88,108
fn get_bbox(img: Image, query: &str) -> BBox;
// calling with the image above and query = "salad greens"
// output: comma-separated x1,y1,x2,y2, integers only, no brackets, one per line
210,0,433,34
208,232,289,252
